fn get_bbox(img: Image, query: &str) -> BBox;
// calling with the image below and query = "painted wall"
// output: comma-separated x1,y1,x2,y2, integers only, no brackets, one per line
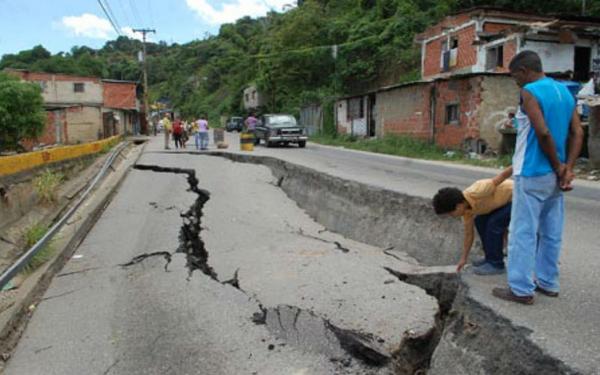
66,106,103,143
523,40,575,73
335,100,351,134
476,76,520,150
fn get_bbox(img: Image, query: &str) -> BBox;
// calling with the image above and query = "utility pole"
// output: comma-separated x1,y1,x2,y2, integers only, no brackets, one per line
133,28,156,135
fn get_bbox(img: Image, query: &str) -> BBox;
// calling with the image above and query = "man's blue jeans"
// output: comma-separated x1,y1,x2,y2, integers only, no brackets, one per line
474,203,511,268
508,173,564,297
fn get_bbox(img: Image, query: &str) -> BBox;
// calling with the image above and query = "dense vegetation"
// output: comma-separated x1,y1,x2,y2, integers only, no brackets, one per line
1,0,598,123
0,73,45,151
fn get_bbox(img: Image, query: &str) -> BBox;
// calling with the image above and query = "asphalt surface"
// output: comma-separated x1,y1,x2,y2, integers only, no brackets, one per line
5,137,439,375
5,133,600,374
229,133,600,374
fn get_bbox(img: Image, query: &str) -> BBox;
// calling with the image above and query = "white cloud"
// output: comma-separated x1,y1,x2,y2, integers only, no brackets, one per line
186,0,294,25
61,14,146,42
61,13,115,39
121,27,152,42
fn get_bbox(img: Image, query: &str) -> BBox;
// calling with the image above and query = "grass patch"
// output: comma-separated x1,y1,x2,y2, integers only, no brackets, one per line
21,224,55,274
33,169,64,203
310,133,512,169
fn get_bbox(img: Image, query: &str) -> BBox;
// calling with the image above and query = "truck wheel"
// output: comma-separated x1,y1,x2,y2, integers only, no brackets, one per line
298,141,306,148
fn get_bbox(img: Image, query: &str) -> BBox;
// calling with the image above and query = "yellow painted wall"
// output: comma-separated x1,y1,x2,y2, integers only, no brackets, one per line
0,136,121,177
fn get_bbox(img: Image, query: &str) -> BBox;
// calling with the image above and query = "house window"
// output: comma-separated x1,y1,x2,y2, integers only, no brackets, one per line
445,104,459,124
245,93,250,101
73,83,85,93
440,37,459,72
486,45,504,70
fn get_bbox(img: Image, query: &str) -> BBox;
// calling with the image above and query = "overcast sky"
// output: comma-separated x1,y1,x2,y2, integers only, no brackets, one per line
0,0,294,56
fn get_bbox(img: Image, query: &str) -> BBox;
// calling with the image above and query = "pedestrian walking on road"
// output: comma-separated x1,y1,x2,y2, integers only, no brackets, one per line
162,114,172,150
191,119,200,150
197,115,209,150
433,166,513,275
172,118,184,149
493,51,584,305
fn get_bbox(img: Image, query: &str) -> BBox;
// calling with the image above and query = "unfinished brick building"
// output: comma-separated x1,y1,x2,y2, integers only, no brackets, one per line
336,7,600,153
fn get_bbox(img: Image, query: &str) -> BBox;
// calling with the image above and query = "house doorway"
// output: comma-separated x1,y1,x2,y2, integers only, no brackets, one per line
574,46,591,82
368,94,376,137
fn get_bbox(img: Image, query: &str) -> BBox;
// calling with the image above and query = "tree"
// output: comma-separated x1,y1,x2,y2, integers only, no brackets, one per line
0,73,46,152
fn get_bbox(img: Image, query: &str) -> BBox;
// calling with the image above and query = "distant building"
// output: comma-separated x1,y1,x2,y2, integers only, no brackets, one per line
336,7,600,153
5,69,139,148
102,79,139,137
243,85,265,111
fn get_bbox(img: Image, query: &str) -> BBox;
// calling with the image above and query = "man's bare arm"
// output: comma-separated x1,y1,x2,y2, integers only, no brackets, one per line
522,90,562,173
492,166,513,186
457,219,475,272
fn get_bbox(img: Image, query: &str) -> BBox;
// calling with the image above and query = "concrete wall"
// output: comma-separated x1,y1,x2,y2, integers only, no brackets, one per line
66,106,102,143
42,77,102,106
377,84,431,140
476,76,520,150
335,100,351,134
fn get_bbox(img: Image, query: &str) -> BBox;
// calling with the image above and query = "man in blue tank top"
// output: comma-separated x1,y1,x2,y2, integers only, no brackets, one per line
493,51,584,305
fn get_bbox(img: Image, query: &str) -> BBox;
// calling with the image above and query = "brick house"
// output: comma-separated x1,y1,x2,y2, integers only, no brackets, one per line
336,7,600,153
417,7,600,81
6,69,139,149
102,79,140,137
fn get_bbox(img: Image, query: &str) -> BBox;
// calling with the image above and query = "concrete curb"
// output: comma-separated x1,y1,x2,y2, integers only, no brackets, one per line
0,141,145,362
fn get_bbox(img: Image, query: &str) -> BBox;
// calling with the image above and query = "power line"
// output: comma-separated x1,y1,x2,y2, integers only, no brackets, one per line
115,0,132,27
147,0,155,29
104,0,122,31
97,0,122,36
129,0,143,26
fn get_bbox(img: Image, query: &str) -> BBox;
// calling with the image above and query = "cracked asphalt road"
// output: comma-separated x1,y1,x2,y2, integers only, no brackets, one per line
4,139,439,374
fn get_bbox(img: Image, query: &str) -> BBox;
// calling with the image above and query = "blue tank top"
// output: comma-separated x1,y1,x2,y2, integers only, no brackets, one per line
512,77,575,177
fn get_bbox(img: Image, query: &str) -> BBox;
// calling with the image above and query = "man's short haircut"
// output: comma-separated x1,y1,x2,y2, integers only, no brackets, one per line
509,50,543,73
432,187,465,215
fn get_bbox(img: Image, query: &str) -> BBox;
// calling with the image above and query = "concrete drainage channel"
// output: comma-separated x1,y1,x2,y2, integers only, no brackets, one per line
133,155,579,375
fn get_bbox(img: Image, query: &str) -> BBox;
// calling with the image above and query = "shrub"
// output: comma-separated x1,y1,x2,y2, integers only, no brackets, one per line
34,169,64,203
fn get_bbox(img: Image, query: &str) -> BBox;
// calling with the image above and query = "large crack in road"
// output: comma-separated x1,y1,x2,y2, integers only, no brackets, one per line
132,163,394,373
134,155,582,374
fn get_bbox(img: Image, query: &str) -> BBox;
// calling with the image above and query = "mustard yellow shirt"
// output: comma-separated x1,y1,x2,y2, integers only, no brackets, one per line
463,179,513,222
163,118,172,131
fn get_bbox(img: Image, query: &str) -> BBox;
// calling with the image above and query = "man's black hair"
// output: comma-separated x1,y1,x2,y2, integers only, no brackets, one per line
509,50,543,73
432,187,465,215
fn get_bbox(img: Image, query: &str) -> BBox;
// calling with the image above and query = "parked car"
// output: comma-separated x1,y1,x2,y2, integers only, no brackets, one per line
255,114,307,148
225,117,244,132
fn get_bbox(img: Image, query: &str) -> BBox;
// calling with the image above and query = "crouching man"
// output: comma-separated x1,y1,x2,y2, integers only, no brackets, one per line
433,167,513,275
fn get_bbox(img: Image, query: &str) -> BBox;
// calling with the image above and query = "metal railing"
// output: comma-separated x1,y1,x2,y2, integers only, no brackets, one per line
0,141,129,290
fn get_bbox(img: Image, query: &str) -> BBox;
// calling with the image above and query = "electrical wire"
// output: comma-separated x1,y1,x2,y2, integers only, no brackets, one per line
129,0,143,26
97,0,122,36
104,0,122,31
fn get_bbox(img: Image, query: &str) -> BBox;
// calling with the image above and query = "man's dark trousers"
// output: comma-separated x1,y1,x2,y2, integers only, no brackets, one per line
474,203,511,268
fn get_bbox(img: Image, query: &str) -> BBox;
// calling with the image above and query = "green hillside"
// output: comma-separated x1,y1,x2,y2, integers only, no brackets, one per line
1,0,597,121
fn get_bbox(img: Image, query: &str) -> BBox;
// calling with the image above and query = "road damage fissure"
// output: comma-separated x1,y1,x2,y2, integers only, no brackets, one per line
200,152,580,375
132,163,399,372
132,164,217,280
